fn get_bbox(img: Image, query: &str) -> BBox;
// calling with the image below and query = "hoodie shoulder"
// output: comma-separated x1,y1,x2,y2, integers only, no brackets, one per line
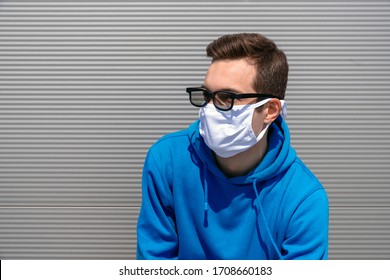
155,129,189,145
280,157,326,210
148,121,199,160
153,121,198,147
292,158,323,189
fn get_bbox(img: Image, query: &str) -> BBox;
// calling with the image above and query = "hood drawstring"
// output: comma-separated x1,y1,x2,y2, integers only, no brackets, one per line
252,179,283,260
203,163,209,227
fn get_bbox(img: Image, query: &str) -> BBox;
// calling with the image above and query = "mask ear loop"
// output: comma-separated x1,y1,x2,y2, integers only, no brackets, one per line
255,122,271,141
246,98,272,110
249,98,272,141
280,100,287,118
253,98,285,141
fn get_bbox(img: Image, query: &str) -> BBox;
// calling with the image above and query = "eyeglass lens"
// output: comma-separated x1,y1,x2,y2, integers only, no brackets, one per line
190,89,233,110
214,92,232,110
190,89,208,107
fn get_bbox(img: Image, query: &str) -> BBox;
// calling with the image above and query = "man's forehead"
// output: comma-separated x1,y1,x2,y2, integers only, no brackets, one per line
203,59,257,92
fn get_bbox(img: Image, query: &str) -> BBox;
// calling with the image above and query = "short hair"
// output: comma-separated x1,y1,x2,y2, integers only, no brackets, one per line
206,33,289,99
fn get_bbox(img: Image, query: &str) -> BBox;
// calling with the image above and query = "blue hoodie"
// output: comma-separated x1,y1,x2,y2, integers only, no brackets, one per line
137,116,329,259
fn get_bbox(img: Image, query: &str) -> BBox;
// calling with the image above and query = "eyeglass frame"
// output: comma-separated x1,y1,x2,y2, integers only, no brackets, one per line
186,87,281,111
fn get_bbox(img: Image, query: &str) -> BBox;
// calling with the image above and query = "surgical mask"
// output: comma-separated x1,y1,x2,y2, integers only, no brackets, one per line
199,99,286,158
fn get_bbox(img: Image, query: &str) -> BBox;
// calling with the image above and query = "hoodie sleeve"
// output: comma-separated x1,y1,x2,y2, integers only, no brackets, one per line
136,149,178,259
282,188,329,260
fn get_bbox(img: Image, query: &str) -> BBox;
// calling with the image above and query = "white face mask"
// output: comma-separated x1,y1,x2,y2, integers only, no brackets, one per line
199,98,274,158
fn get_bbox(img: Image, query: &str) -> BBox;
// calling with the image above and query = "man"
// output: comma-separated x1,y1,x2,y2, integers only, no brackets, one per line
137,33,329,259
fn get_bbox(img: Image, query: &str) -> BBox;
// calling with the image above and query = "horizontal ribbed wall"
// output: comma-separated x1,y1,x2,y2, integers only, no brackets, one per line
0,1,389,259
0,207,137,259
330,208,390,259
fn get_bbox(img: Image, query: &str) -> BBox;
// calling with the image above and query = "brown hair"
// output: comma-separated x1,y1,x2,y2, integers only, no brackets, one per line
206,33,288,99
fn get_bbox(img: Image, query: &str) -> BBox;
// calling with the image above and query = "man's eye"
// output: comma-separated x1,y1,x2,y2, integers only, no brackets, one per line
216,92,231,101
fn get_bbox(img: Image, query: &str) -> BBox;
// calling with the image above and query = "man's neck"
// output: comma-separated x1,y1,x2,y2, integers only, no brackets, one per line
215,132,269,178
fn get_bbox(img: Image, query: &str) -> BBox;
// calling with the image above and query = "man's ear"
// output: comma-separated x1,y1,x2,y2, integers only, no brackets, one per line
263,99,281,124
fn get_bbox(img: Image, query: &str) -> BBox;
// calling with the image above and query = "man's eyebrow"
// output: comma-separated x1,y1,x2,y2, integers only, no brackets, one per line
200,84,208,89
200,84,242,93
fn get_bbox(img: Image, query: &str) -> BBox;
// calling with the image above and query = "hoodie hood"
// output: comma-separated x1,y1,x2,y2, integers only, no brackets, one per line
187,115,297,185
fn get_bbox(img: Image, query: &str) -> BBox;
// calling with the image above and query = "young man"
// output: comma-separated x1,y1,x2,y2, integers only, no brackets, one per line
137,33,329,259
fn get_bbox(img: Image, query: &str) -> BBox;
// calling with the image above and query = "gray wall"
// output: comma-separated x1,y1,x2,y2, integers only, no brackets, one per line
1,0,389,259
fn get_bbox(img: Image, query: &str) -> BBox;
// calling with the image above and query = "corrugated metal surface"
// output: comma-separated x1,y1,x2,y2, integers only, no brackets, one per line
330,208,390,259
0,207,137,259
0,1,389,259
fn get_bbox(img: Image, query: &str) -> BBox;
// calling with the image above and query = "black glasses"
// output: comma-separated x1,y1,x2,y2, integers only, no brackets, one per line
186,87,280,111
